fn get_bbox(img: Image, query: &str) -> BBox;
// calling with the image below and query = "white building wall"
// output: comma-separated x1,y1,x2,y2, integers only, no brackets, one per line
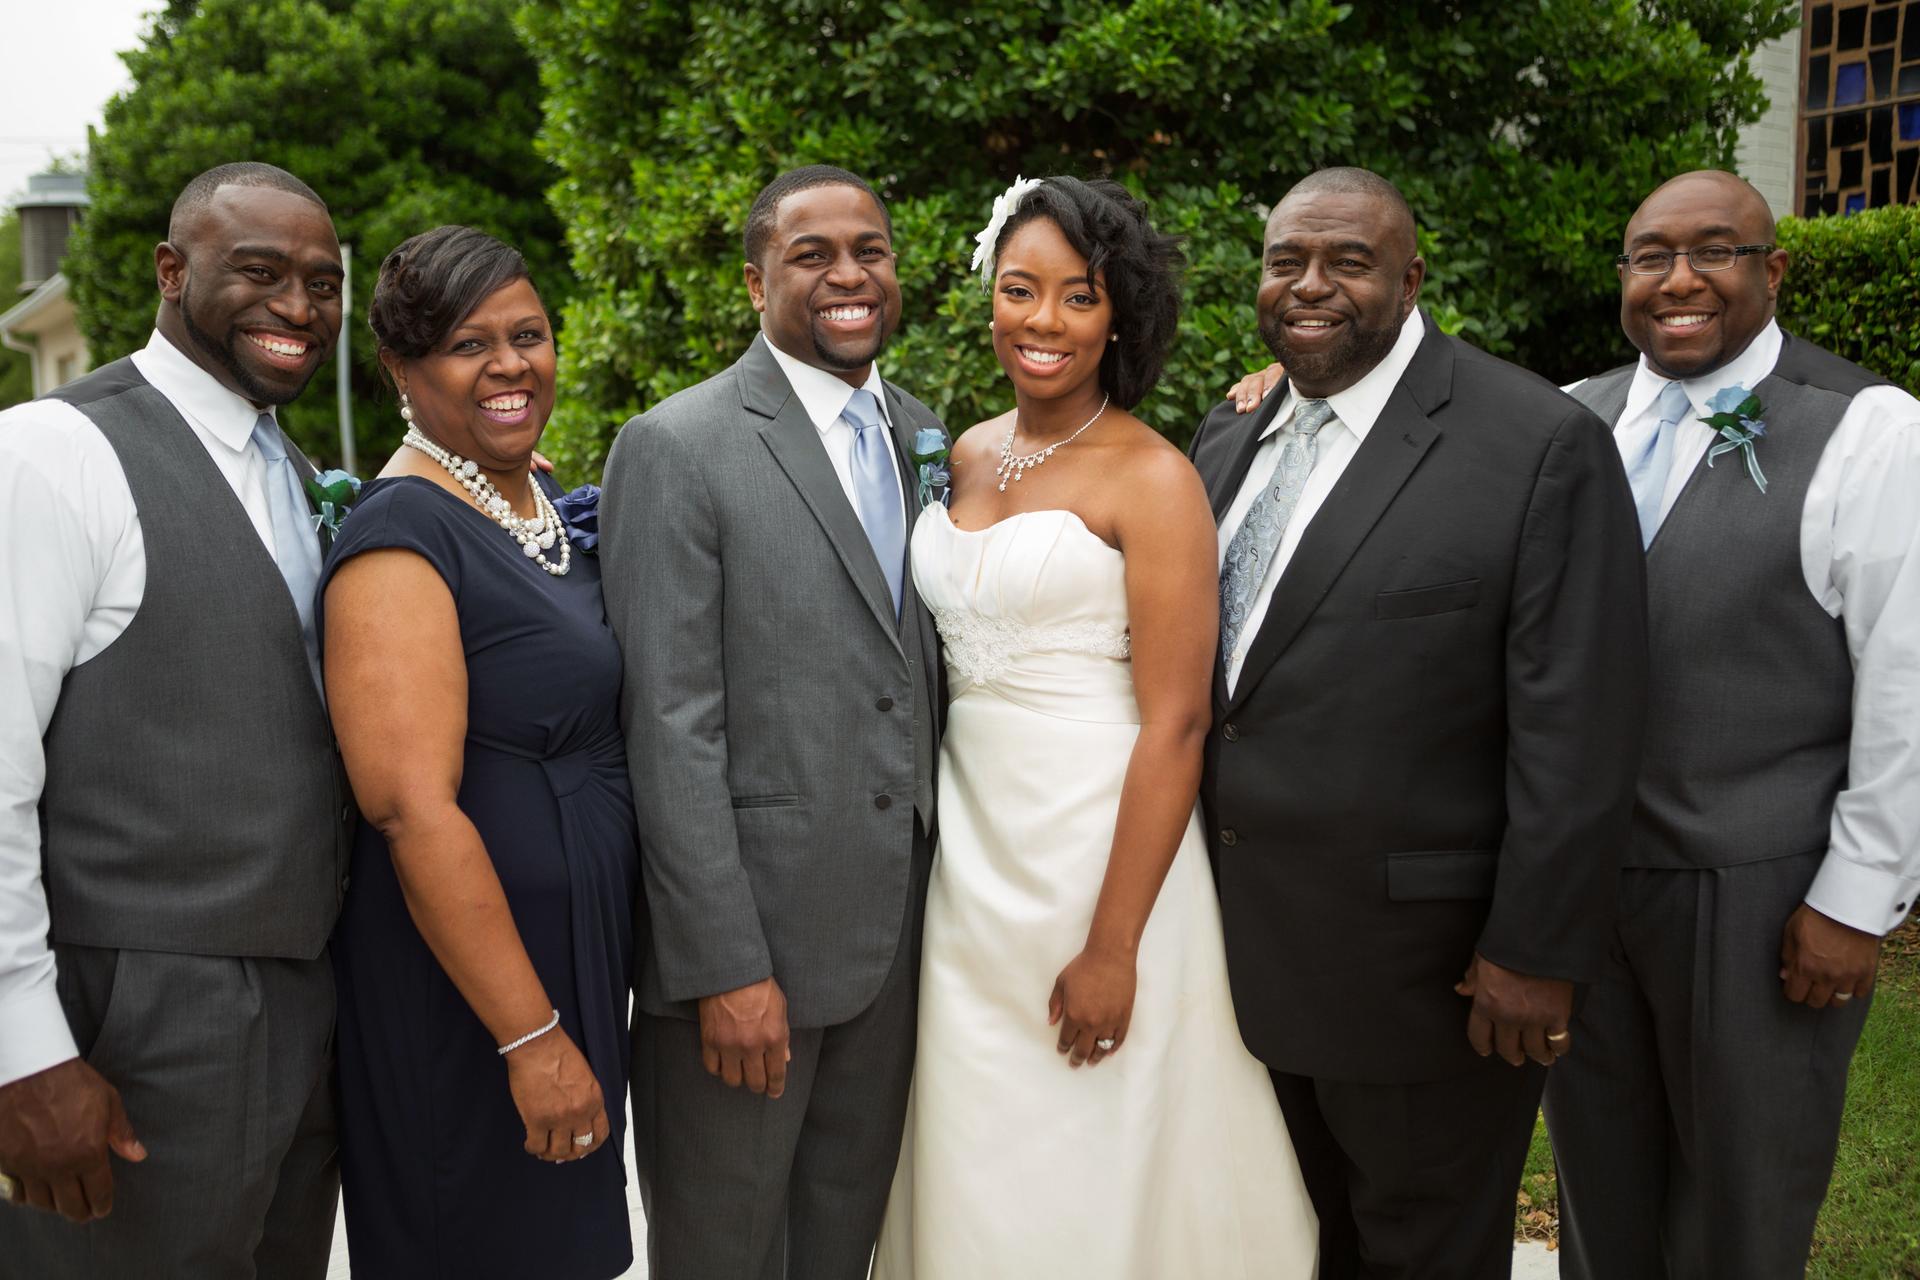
1739,26,1805,221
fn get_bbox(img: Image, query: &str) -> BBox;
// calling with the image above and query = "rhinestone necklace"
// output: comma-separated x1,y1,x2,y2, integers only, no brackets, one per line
402,426,570,576
996,393,1109,492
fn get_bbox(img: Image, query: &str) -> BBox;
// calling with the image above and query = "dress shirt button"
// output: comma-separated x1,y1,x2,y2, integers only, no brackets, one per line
874,794,893,810
1222,723,1240,742
1219,829,1239,847
876,696,894,712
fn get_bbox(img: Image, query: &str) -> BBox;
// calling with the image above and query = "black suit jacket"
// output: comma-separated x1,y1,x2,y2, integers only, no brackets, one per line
1191,316,1648,1083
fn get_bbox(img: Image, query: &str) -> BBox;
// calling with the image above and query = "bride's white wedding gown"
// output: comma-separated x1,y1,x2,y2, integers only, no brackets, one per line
873,505,1317,1279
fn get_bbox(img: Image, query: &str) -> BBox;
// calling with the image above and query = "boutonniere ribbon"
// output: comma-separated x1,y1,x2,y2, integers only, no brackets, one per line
305,469,363,541
1700,385,1768,495
908,428,953,508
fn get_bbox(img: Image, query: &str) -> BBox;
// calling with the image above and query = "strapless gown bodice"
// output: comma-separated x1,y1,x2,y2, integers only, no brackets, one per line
913,505,1137,723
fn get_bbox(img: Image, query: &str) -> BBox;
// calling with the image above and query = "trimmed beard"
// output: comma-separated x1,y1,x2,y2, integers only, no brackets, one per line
178,277,313,406
1258,302,1407,393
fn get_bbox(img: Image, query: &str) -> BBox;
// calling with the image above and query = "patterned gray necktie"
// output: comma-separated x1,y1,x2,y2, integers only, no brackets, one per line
1219,398,1335,664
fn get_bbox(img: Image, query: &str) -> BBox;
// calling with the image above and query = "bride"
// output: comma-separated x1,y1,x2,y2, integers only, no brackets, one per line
873,176,1317,1278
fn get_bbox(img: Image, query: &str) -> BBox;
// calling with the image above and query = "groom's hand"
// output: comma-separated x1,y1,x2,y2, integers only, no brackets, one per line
698,977,792,1098
1456,953,1573,1068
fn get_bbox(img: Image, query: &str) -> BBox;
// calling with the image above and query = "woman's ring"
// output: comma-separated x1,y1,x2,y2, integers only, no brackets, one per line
1095,1037,1117,1051
573,1133,594,1148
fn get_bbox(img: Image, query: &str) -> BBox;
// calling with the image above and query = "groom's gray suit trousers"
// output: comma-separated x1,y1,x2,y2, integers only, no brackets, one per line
631,830,931,1280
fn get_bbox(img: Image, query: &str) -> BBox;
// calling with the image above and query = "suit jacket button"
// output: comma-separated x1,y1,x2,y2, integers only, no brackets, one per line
874,794,892,810
876,696,894,711
1220,829,1239,847
1222,723,1240,742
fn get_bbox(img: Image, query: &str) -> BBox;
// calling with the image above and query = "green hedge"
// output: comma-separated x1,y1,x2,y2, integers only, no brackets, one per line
1777,204,1920,396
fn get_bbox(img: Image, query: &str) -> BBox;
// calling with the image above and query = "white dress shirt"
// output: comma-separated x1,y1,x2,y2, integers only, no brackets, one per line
1218,310,1426,695
0,331,292,1086
764,337,906,526
1569,320,1920,936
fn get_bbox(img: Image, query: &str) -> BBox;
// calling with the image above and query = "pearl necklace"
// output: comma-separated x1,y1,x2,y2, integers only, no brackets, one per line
995,393,1109,492
402,426,570,576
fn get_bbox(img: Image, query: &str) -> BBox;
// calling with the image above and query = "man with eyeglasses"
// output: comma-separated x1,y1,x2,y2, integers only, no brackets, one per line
1546,169,1920,1280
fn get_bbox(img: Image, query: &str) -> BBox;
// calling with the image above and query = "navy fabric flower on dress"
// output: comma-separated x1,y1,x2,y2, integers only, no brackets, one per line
553,483,601,553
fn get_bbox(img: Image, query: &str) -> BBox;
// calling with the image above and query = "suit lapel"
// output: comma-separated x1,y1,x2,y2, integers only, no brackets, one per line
1205,393,1283,523
746,337,905,652
1225,327,1451,713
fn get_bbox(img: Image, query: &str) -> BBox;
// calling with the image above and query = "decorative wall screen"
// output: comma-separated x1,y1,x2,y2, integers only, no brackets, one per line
1799,0,1920,214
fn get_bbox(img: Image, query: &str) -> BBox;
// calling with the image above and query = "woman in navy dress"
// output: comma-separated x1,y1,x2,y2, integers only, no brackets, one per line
320,225,637,1278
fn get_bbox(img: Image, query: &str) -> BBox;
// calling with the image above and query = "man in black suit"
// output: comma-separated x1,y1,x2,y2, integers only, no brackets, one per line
1190,167,1647,1279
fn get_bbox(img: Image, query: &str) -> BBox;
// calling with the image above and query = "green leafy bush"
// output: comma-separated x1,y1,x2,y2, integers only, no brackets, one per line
521,0,1796,474
1777,205,1920,396
67,0,566,467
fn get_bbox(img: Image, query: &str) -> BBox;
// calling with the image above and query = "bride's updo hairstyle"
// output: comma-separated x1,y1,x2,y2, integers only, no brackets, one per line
368,224,538,366
990,177,1184,410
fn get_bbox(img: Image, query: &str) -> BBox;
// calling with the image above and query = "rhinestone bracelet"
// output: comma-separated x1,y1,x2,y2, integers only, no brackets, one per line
496,1008,561,1056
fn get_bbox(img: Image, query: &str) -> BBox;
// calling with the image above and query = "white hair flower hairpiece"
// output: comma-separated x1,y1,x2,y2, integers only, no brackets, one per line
970,175,1047,285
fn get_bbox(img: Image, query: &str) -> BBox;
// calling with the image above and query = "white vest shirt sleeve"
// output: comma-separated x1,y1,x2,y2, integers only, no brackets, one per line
0,399,143,1085
1800,386,1920,936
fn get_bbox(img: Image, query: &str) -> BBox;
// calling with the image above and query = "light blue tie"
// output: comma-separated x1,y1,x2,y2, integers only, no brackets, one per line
1624,381,1691,549
843,389,905,617
1220,398,1335,663
251,414,325,690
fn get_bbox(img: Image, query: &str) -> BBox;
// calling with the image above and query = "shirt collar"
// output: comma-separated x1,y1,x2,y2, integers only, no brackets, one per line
1622,318,1783,425
1261,308,1425,443
129,329,275,455
763,336,892,436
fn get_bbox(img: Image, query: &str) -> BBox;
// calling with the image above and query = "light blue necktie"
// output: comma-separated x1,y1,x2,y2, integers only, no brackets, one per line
1624,381,1691,549
251,413,325,690
843,389,905,617
1219,397,1335,663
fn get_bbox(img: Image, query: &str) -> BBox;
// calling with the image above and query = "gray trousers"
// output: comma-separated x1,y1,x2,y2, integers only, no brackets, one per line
0,945,338,1280
1543,850,1871,1280
632,840,929,1280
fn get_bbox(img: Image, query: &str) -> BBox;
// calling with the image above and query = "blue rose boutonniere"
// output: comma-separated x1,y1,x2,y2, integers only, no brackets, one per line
305,469,363,542
1700,385,1768,494
552,483,601,554
908,427,953,508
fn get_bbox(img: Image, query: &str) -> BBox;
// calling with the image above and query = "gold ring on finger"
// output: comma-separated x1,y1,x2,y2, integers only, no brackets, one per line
1546,1031,1571,1043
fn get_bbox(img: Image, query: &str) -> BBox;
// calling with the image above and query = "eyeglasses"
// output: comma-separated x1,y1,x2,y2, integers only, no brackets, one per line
1615,244,1773,276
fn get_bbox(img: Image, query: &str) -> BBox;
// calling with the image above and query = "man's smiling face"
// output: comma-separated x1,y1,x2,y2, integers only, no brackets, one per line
745,183,902,388
1618,173,1787,382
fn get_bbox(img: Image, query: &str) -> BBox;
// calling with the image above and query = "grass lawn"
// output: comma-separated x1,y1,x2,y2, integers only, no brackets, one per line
1515,917,1920,1277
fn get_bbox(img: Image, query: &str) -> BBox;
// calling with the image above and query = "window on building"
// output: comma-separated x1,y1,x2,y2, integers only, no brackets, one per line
1799,0,1920,215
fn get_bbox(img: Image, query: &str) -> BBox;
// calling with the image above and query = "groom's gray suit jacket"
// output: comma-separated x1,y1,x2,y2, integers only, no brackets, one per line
602,334,942,1028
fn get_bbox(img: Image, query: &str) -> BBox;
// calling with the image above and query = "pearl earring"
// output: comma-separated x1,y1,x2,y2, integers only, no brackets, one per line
400,391,414,423
1108,333,1118,343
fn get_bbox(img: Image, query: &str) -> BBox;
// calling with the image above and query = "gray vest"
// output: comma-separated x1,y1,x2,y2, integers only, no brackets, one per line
39,357,348,956
1570,334,1884,869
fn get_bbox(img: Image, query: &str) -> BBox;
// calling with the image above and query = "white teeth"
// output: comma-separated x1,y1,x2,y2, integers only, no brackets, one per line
1660,314,1710,329
247,334,307,357
481,394,530,411
1291,319,1334,329
1020,348,1067,365
821,305,872,321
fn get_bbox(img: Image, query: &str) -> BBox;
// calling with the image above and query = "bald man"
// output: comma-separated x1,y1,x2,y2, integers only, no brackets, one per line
0,162,350,1277
1191,167,1646,1278
1547,171,1920,1279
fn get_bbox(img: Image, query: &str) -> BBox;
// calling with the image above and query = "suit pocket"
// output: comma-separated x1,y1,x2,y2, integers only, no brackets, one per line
1386,849,1498,901
1375,578,1480,620
730,793,801,809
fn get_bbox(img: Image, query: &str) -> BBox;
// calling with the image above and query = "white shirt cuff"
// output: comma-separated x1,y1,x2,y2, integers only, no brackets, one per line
1804,853,1920,937
0,988,79,1088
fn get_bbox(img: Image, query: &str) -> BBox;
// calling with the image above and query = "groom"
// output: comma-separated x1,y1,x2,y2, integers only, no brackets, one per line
600,164,943,1278
1190,168,1647,1278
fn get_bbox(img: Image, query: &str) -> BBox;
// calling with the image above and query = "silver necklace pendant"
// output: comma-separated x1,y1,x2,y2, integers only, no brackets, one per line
995,393,1109,493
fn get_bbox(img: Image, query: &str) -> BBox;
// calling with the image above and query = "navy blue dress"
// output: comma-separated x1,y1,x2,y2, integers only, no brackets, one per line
321,475,638,1279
